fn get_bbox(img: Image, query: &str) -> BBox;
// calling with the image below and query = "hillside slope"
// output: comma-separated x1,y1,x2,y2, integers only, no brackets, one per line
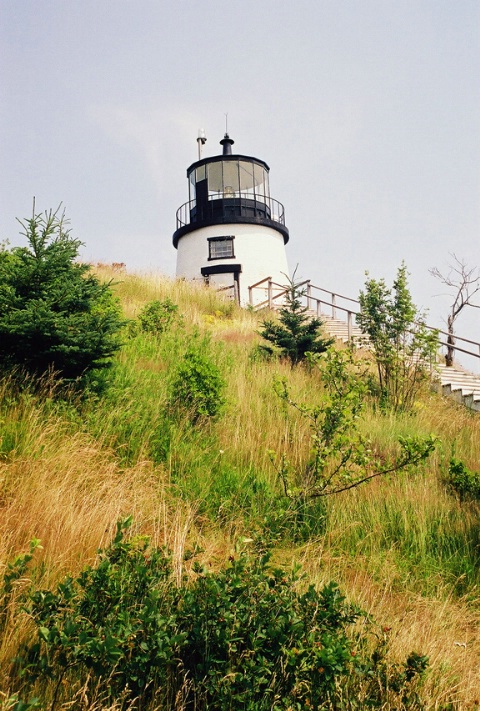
0,269,479,709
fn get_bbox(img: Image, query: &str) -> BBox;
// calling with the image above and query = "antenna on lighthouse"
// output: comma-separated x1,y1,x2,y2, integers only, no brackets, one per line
197,129,207,160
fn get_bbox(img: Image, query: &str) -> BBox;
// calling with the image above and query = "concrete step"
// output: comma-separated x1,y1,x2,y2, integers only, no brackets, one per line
442,385,480,411
435,364,480,409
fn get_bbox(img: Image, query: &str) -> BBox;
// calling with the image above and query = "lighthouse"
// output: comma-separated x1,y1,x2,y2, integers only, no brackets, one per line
173,132,289,306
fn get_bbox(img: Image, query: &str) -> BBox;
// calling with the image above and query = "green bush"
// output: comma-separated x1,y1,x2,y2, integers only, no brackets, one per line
178,559,356,709
447,457,480,501
170,342,225,422
0,208,124,383
137,298,180,335
12,519,428,709
19,519,180,706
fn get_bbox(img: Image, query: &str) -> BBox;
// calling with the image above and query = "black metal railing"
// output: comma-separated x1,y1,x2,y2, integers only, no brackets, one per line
176,194,286,230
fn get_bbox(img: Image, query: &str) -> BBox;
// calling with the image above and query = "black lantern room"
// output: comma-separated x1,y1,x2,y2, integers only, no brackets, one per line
173,134,289,248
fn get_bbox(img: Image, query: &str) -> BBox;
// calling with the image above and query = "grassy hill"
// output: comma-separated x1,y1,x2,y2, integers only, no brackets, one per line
0,268,479,709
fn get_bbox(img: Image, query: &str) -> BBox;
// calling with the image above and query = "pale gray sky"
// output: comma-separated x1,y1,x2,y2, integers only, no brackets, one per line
1,0,479,362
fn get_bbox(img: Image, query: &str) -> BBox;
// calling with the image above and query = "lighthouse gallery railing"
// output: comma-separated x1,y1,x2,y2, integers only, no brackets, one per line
175,194,286,230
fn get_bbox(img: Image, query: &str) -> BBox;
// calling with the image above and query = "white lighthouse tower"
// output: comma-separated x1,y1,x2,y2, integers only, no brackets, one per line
173,133,289,305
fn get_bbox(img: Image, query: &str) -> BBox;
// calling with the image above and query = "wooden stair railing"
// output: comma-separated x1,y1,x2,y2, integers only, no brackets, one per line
248,276,480,411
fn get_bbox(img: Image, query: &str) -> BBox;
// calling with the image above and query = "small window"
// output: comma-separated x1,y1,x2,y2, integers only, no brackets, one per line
208,236,235,260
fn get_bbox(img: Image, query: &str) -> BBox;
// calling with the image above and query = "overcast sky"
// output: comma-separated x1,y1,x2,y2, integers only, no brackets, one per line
1,0,479,363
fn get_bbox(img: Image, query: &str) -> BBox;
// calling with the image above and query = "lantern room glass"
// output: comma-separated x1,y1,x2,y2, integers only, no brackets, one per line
188,159,270,205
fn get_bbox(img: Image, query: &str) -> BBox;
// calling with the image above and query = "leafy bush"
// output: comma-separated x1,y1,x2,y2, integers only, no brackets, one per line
170,342,225,422
12,519,428,709
447,457,480,501
19,518,180,706
179,559,357,709
357,263,438,411
271,349,436,501
0,208,124,382
137,298,180,335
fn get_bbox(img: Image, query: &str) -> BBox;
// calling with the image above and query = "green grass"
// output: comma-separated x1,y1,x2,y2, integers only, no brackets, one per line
326,475,480,596
0,269,479,709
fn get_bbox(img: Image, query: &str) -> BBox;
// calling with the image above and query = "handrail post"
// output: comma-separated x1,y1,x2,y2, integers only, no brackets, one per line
249,285,253,306
317,299,321,317
347,311,352,341
332,293,337,319
306,281,312,310
268,279,273,309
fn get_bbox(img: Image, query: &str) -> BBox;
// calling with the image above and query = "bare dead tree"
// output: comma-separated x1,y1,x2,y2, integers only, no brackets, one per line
430,255,480,366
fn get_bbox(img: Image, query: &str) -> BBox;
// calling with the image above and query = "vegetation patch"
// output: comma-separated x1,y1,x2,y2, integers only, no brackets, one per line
7,520,428,710
0,258,479,709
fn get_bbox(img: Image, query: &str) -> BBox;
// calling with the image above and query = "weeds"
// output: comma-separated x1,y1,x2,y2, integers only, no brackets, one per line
0,269,479,709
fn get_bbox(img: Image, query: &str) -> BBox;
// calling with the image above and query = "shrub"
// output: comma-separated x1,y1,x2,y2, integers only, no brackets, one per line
0,207,124,382
137,298,180,335
170,342,225,422
179,557,357,709
12,519,428,709
19,519,180,706
447,457,480,501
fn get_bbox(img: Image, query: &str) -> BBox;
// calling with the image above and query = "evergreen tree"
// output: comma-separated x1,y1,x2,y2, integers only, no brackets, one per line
0,207,124,381
259,276,333,365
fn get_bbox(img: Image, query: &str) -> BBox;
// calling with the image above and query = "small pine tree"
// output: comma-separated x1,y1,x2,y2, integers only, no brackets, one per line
0,206,124,382
259,276,333,365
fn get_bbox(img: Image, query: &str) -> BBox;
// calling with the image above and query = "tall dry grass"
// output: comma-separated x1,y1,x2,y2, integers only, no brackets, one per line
1,268,479,708
0,364,231,570
99,267,257,332
298,538,480,708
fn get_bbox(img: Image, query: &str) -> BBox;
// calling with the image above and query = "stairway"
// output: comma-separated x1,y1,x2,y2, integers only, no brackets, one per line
249,277,480,412
318,312,480,412
318,314,364,345
435,364,480,412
